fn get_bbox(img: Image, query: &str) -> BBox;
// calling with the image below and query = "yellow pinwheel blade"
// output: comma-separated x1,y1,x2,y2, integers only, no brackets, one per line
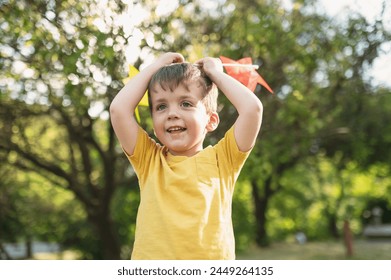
123,65,149,123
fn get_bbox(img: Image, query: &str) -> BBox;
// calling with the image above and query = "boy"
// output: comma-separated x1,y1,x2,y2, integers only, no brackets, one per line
110,52,263,259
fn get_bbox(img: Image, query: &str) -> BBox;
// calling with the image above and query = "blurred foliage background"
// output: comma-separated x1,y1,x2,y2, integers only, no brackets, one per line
1,0,391,259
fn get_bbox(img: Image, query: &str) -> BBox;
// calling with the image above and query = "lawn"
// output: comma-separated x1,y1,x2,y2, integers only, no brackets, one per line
237,239,391,260
31,239,391,260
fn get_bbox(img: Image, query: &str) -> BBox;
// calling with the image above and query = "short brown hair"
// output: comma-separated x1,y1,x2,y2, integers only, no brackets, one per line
148,63,218,113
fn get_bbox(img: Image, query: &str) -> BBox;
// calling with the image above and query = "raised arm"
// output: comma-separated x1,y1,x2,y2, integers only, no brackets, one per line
195,57,263,152
110,52,184,155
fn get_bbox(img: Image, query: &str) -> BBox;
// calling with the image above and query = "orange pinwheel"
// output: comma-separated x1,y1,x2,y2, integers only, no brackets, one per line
220,56,273,93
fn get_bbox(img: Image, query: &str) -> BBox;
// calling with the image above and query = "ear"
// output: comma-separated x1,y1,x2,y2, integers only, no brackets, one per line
206,112,220,132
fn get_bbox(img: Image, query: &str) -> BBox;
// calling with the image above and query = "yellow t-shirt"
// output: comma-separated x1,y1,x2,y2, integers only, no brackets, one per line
125,126,251,260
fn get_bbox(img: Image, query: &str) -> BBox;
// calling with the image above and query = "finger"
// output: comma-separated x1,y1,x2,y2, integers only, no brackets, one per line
194,58,204,66
173,53,185,63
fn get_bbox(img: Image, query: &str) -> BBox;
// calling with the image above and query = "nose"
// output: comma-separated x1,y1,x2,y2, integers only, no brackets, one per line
167,107,179,120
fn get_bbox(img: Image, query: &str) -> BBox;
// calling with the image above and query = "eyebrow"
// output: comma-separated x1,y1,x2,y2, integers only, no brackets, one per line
153,94,196,103
154,97,167,104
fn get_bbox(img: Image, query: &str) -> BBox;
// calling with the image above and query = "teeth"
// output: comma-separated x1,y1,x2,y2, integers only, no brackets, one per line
167,126,186,133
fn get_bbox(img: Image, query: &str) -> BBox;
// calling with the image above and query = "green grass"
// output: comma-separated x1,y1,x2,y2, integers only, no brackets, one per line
33,250,81,260
237,239,391,260
31,239,391,260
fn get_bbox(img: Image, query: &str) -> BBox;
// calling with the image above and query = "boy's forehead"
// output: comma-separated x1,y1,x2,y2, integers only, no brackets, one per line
150,82,204,102
151,80,202,95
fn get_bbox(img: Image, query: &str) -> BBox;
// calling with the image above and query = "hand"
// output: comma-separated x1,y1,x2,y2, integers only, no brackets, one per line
154,52,185,67
194,57,223,77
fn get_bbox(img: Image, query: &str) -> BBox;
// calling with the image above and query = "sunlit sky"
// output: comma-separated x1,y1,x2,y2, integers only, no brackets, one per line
316,0,391,88
281,0,391,87
124,0,390,87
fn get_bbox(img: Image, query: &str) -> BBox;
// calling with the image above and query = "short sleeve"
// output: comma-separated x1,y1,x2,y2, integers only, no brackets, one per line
214,125,252,182
122,126,160,181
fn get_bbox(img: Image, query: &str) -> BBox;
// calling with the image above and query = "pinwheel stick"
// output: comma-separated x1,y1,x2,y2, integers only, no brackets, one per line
221,63,259,69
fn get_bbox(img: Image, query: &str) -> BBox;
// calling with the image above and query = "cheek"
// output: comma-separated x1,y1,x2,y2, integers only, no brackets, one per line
152,115,163,130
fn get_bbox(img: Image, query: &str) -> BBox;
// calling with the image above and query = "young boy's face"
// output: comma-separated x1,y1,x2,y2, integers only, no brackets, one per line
150,80,216,157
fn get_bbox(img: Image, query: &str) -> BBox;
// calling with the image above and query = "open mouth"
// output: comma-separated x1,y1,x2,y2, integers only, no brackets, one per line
167,126,186,133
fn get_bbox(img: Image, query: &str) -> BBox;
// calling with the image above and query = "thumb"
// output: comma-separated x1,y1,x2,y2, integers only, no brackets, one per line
173,53,185,63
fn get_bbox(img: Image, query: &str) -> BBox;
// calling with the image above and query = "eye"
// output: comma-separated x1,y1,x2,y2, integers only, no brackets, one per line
156,104,167,111
181,101,192,108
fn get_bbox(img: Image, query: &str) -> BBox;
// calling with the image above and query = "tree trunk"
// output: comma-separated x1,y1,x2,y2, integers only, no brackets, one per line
251,179,270,247
25,235,33,259
88,211,121,259
343,220,353,257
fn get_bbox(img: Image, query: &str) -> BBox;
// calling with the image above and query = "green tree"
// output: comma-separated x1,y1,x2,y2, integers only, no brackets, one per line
0,0,135,259
221,0,391,245
2,0,390,259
